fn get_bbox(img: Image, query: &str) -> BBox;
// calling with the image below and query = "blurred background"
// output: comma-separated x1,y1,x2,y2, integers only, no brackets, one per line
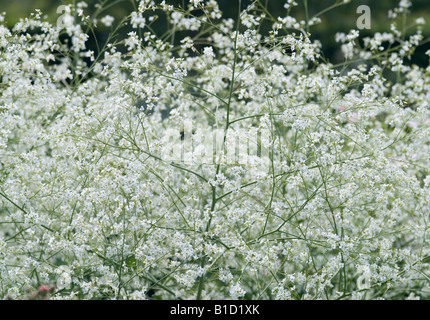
1,0,429,65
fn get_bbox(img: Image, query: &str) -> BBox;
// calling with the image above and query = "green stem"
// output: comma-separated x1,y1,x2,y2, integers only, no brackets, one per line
196,0,242,300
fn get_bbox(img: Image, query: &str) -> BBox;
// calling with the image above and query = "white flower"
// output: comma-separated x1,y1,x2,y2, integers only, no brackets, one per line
229,283,246,299
192,0,202,7
415,17,425,25
101,15,114,27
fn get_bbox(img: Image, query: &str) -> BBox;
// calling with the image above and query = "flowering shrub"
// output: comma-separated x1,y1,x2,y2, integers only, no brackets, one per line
1,0,430,300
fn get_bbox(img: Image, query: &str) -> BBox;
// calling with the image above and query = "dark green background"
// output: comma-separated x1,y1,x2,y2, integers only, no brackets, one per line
1,0,429,65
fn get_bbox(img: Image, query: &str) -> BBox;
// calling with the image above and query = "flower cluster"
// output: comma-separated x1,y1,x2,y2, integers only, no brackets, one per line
1,0,430,300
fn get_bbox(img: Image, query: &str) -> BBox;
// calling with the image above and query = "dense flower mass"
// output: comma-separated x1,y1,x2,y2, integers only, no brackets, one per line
1,0,430,300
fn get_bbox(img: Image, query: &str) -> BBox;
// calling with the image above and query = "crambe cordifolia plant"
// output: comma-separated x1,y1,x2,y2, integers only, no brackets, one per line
0,0,430,300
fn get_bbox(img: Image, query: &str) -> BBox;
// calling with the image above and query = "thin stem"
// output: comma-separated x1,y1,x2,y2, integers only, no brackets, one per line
196,0,242,300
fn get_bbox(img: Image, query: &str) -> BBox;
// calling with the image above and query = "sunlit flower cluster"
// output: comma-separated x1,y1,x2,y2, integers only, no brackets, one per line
1,0,430,300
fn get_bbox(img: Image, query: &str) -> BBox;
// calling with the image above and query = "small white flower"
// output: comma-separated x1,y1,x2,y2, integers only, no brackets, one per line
101,15,114,27
229,283,246,299
416,17,425,25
